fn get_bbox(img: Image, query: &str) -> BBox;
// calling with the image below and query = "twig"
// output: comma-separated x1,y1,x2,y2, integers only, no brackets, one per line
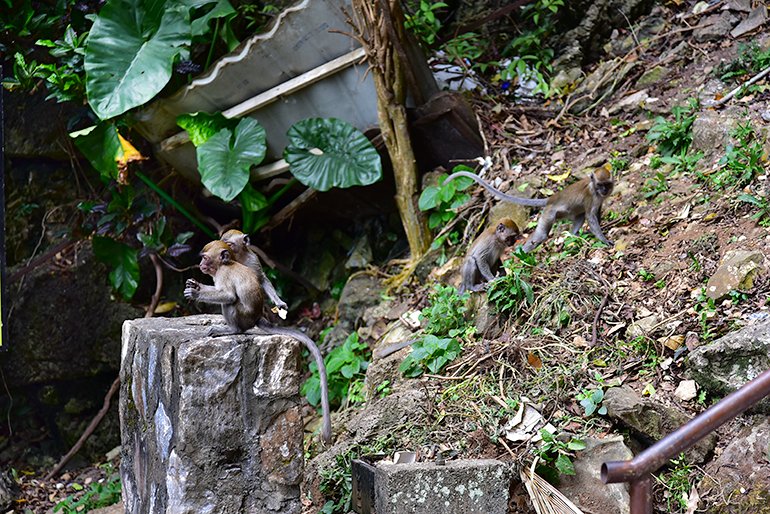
591,291,611,346
44,377,121,481
145,253,163,318
707,64,770,107
154,253,197,273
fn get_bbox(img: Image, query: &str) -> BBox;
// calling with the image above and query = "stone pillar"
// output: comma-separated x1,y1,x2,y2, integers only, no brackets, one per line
119,315,303,514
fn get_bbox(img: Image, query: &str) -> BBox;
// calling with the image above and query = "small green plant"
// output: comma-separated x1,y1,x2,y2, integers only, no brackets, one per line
641,171,669,200
487,251,535,315
399,334,463,377
655,454,696,513
576,387,607,416
646,99,699,156
534,429,586,483
738,193,770,226
54,464,121,513
716,42,770,82
712,122,766,189
404,0,448,46
418,166,473,249
638,268,655,282
694,288,717,342
649,154,663,169
420,284,471,337
609,152,629,172
662,149,703,175
303,332,371,409
375,380,392,398
441,32,487,64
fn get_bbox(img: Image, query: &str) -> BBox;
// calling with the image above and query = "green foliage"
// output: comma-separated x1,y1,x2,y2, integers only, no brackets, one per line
638,268,655,282
93,236,140,299
84,0,236,119
441,32,487,63
609,152,629,172
238,2,280,33
487,251,535,316
197,117,267,201
72,122,123,182
399,334,462,377
641,170,669,200
418,166,473,248
709,122,766,189
420,284,470,337
502,0,564,97
176,112,231,146
534,429,586,483
319,435,395,514
655,454,695,513
284,118,383,192
34,25,88,103
54,465,121,513
576,387,607,416
661,149,703,175
302,332,370,409
738,193,770,227
404,0,447,46
716,42,770,81
646,99,699,156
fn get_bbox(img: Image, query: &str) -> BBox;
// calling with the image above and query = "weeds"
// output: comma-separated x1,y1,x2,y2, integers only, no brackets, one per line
404,0,447,46
738,192,770,226
302,332,371,410
655,454,697,513
716,42,770,82
399,334,463,377
487,251,535,316
53,464,121,513
534,429,586,483
418,166,473,250
646,99,699,156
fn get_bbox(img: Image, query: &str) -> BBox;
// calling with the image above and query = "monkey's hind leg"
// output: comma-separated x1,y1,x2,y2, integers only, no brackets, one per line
206,325,241,337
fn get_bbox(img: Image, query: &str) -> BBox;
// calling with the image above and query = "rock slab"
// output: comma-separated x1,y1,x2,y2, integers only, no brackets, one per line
373,459,509,514
120,315,303,514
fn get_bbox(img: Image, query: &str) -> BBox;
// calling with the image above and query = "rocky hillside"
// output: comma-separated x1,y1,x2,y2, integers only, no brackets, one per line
306,3,770,514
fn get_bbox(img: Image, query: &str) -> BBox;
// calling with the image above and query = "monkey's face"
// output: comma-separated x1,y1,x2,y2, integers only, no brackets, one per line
221,234,247,255
199,253,219,277
595,181,613,197
497,225,521,246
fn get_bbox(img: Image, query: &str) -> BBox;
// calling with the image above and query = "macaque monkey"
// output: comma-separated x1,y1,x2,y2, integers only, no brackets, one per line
185,240,332,443
459,217,521,294
444,169,615,252
220,229,288,315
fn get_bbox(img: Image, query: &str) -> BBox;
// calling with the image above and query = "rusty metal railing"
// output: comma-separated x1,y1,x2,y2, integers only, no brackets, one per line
602,368,770,514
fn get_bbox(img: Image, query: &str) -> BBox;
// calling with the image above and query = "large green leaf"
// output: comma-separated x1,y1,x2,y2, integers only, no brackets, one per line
284,118,382,192
71,122,122,181
177,111,232,146
197,117,267,202
85,0,190,119
92,236,140,299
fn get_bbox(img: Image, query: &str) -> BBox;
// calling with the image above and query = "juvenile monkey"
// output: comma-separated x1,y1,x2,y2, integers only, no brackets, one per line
185,240,332,443
444,169,615,252
459,217,521,294
220,229,288,313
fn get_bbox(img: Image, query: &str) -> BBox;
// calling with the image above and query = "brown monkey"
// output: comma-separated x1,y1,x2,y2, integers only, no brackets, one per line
459,217,521,294
184,240,332,443
444,169,614,252
220,229,288,314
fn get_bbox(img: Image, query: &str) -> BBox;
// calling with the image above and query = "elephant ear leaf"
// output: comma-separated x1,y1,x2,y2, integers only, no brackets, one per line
196,117,267,202
284,118,382,192
85,0,190,120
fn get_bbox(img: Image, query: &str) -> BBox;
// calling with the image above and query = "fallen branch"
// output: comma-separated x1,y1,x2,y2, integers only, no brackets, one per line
707,64,770,107
145,253,163,318
44,377,121,481
591,290,611,347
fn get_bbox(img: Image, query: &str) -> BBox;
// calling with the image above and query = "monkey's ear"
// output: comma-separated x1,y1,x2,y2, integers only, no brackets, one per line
220,249,231,263
243,233,250,245
496,222,506,232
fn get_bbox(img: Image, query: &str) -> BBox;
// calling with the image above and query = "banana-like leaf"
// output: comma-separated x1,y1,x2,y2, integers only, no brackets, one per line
85,0,190,119
284,118,382,192
197,117,267,202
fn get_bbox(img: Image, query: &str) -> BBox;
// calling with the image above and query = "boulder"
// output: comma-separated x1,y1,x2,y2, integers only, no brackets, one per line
700,416,770,513
558,436,632,514
705,250,764,300
603,386,716,463
120,315,304,514
688,319,770,409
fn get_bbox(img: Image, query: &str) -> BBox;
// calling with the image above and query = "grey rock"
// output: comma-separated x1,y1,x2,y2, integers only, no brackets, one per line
374,460,510,514
730,4,768,38
688,319,770,409
0,470,18,511
89,503,123,514
705,250,764,300
323,274,384,350
636,66,669,87
694,12,739,42
120,315,303,514
723,0,752,13
700,416,770,513
558,436,631,514
691,109,739,162
604,386,716,463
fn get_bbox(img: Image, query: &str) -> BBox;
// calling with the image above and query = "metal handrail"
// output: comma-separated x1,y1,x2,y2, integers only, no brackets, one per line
602,367,770,514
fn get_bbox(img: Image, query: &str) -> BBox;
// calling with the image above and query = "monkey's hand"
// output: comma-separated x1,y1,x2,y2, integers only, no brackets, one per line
184,279,201,300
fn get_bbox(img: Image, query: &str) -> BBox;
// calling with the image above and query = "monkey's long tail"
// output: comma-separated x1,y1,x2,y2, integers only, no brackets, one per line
258,320,332,444
443,170,548,207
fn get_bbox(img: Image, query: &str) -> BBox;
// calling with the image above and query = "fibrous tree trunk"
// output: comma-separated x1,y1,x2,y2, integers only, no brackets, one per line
349,0,432,260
